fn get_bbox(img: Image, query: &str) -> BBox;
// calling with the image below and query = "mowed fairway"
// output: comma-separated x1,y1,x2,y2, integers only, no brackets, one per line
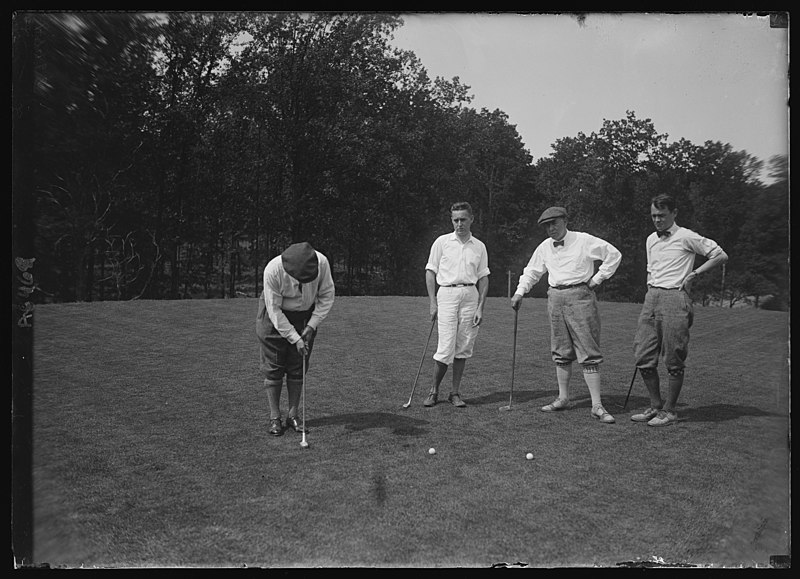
30,297,789,568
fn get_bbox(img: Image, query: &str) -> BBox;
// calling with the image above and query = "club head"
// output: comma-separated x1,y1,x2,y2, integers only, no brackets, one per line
300,440,309,448
499,405,513,411
402,401,412,409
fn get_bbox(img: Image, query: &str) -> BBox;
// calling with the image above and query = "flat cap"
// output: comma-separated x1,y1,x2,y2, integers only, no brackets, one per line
537,206,568,225
281,242,319,283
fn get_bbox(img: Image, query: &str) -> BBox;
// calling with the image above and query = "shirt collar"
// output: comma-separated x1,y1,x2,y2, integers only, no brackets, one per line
450,232,473,243
656,224,679,238
552,229,571,245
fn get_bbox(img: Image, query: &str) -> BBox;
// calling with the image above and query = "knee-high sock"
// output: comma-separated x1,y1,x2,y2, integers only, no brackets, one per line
556,364,572,400
664,372,684,414
286,378,303,419
639,369,662,409
265,379,283,420
582,367,602,407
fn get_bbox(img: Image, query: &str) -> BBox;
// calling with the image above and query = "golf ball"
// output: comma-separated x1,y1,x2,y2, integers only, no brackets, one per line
428,447,436,455
526,453,534,460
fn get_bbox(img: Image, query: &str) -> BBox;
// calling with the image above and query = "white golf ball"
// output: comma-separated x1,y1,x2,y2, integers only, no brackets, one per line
428,447,436,455
526,452,534,460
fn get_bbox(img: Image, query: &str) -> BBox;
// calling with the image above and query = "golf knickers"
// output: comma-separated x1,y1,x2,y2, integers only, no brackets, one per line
633,287,693,373
257,301,314,381
547,284,603,366
433,285,480,365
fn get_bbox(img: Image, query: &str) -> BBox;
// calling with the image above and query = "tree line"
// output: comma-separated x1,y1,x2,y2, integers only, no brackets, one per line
12,12,789,310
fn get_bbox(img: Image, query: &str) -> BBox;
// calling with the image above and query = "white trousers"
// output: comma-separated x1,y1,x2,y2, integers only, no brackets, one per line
433,286,480,365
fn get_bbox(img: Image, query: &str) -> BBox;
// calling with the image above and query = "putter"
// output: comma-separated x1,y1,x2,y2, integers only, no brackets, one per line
402,315,437,408
500,307,519,411
622,366,638,411
300,351,309,448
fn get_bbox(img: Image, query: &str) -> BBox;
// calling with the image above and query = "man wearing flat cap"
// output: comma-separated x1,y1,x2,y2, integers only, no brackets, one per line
257,242,335,436
511,206,621,424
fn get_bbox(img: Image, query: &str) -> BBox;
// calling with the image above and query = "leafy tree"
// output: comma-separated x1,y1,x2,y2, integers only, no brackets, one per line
727,155,789,309
144,12,244,298
31,13,160,301
19,13,781,308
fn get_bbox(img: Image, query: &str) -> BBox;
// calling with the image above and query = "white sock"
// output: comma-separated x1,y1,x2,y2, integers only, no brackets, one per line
556,365,572,400
583,370,602,407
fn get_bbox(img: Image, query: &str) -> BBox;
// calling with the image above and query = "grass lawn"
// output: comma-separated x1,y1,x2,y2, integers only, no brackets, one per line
29,296,790,568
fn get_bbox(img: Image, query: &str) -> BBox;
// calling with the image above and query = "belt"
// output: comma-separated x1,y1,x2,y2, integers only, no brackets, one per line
648,285,680,291
551,282,588,290
444,283,475,287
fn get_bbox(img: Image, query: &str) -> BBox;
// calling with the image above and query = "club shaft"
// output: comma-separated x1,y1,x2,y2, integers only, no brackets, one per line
301,352,307,445
508,308,519,407
623,366,638,410
405,316,436,406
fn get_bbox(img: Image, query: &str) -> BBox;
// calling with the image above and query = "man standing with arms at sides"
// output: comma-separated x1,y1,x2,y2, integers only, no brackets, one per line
631,194,728,427
423,201,490,408
257,242,335,437
511,207,622,424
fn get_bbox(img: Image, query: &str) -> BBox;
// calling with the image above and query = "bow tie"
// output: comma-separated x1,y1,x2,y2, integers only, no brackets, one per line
657,230,671,238
553,240,565,247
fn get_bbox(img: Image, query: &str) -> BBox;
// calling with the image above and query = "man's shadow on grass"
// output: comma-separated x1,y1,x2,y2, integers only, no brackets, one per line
610,395,786,423
462,389,550,407
304,389,555,433
308,412,430,436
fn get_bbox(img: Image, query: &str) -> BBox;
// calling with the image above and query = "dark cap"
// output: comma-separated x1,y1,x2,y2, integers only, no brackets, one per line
281,242,319,283
537,206,568,225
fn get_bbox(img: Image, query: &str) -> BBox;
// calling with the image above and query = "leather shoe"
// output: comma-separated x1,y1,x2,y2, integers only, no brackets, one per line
648,410,677,427
541,397,569,412
285,415,308,433
269,418,284,436
448,393,467,407
423,391,438,407
631,407,661,422
591,404,616,424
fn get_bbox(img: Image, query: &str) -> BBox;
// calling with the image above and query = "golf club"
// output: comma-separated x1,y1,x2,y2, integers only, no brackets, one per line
300,351,309,448
402,315,437,408
621,366,639,411
500,306,519,411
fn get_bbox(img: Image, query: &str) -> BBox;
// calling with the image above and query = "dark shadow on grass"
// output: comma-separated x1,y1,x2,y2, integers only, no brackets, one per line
610,395,785,423
308,412,429,435
462,389,553,407
678,404,786,423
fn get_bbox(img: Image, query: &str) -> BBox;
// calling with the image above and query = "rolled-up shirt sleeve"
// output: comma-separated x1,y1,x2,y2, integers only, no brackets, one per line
687,235,724,260
476,244,490,280
588,236,622,286
425,236,443,275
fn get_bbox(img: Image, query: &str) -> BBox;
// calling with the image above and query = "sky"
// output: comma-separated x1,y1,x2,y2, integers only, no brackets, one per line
390,12,789,181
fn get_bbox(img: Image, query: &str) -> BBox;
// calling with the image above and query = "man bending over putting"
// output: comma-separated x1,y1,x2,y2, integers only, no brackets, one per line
257,242,335,436
423,201,490,408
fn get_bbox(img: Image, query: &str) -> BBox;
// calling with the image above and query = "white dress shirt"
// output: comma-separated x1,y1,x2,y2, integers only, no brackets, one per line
426,232,490,286
646,224,724,289
514,230,622,296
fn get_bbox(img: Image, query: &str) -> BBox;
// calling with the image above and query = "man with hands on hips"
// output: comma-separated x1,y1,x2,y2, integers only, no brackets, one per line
511,206,622,424
630,194,728,427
